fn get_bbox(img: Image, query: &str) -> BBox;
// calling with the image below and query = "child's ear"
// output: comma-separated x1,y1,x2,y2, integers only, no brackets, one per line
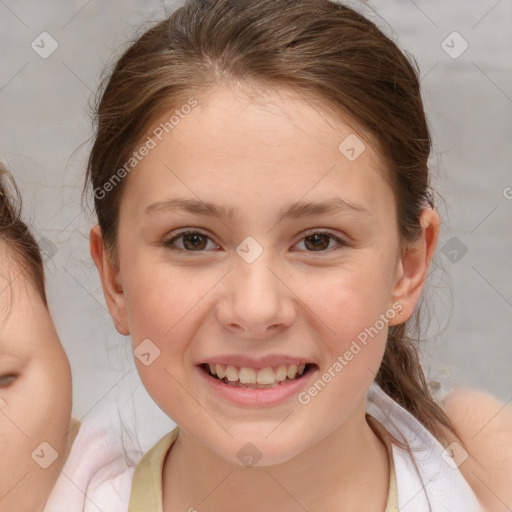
388,207,440,326
89,224,130,335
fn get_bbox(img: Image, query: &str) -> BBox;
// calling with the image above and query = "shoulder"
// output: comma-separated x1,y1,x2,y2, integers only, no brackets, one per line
44,418,142,512
439,387,512,511
85,460,136,512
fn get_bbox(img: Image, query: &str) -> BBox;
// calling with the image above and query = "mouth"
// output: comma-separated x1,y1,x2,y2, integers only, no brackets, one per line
199,362,317,390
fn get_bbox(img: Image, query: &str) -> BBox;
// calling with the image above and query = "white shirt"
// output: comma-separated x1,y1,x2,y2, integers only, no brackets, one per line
46,383,484,512
366,382,485,511
44,417,142,512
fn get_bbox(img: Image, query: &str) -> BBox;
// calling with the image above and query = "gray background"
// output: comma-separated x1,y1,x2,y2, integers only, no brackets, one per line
0,0,511,452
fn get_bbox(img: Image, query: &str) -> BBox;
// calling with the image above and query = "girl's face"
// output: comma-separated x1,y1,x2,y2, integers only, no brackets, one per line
0,259,72,512
92,83,436,466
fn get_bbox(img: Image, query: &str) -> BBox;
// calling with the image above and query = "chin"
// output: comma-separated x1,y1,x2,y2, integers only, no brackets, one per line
213,436,304,468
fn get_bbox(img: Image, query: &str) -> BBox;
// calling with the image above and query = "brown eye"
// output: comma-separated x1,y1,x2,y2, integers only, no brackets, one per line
294,232,349,253
0,374,17,388
164,230,218,253
181,232,208,250
304,233,331,251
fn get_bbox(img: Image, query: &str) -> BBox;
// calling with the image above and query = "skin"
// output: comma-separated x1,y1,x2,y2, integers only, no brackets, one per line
91,82,440,512
0,253,72,512
440,389,512,511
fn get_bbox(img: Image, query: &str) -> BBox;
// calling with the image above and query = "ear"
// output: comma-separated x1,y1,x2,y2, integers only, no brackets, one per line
388,207,440,326
89,224,130,335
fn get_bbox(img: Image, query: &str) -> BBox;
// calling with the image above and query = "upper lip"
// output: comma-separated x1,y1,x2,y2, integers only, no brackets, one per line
197,354,315,370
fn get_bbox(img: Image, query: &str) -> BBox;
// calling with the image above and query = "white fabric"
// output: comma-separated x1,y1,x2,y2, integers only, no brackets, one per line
45,384,484,511
367,382,485,512
44,417,142,512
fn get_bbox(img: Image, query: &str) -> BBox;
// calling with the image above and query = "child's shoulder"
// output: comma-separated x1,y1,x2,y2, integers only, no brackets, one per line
44,416,143,512
439,387,512,511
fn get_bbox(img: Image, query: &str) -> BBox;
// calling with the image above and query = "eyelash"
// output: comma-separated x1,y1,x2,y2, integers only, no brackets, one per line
163,229,350,254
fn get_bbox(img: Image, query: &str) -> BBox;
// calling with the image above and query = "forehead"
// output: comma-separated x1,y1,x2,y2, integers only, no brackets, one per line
122,83,394,217
0,270,51,366
0,254,40,328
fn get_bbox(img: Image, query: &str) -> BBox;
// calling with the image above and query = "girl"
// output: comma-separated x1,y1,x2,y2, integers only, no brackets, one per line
0,162,73,512
0,163,137,512
87,0,511,510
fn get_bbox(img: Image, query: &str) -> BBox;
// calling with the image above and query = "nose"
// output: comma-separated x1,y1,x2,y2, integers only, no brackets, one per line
215,248,295,339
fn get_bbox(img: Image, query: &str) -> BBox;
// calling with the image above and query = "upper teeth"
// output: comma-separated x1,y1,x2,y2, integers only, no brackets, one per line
208,363,307,385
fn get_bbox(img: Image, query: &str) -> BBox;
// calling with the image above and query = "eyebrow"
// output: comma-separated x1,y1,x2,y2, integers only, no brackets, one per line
144,196,370,223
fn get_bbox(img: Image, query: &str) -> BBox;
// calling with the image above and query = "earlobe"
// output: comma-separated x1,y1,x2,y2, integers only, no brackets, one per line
89,225,130,335
388,207,440,326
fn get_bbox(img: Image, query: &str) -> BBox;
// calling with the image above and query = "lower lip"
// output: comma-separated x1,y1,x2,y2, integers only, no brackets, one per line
196,365,318,407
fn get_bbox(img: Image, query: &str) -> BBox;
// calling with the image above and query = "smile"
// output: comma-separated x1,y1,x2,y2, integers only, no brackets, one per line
199,362,316,389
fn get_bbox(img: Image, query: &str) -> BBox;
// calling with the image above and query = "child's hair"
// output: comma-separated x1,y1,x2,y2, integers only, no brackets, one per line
0,162,47,308
85,0,459,445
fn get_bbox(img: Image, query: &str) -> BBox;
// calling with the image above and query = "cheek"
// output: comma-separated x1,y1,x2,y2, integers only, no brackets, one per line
24,360,72,451
300,263,394,332
0,364,71,511
126,273,196,415
125,263,217,341
292,274,391,422
294,262,394,385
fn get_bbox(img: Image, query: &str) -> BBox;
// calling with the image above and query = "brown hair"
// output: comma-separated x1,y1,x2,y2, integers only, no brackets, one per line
0,162,47,308
86,0,460,446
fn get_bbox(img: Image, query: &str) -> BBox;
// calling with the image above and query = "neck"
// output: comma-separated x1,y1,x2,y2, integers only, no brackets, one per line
162,402,390,512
